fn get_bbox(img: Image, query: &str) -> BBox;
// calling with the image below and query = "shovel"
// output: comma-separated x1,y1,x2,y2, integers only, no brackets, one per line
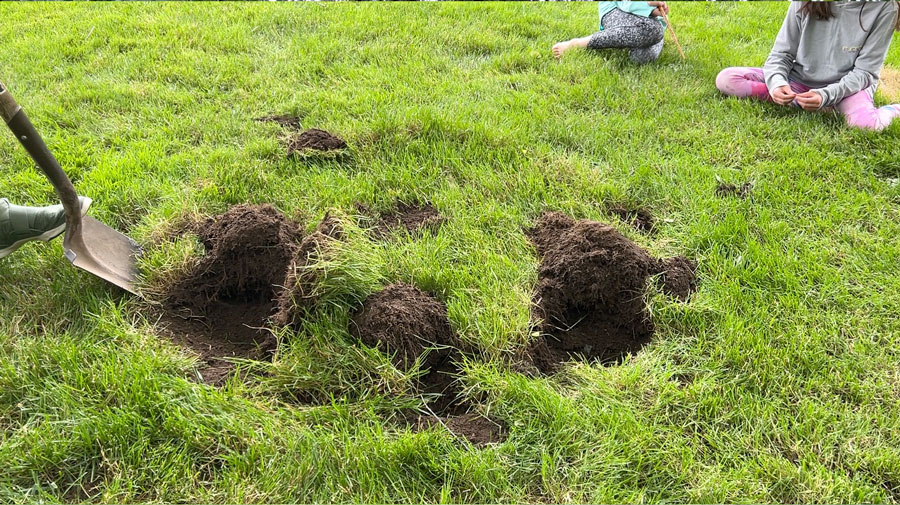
0,81,140,294
662,12,685,60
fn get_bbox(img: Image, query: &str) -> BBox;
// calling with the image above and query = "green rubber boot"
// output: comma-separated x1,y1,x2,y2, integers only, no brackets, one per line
0,197,92,259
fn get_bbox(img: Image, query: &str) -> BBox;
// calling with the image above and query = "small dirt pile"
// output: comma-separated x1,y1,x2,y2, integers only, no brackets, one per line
288,129,347,155
526,212,697,373
350,283,457,376
351,284,504,443
608,204,656,234
372,202,445,237
657,256,698,302
160,205,303,384
716,182,752,199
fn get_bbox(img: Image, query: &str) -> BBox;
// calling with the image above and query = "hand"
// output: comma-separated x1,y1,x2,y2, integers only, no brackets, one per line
648,1,669,17
795,90,823,111
771,85,796,106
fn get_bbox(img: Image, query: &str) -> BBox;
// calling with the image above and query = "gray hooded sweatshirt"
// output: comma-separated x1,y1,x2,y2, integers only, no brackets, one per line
764,0,899,109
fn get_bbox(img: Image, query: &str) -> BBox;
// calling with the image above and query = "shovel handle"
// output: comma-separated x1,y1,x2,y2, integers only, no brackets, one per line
0,81,83,231
662,13,686,61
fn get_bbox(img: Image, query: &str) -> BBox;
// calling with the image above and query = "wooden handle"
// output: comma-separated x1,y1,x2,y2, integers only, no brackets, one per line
662,13,686,60
0,81,84,232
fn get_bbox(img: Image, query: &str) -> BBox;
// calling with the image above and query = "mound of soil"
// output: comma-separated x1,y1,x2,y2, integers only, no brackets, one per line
273,214,345,328
716,182,752,199
525,212,696,373
350,283,473,414
351,283,506,444
255,114,302,129
527,211,580,257
608,205,656,234
656,256,698,301
350,283,457,372
373,202,445,237
287,129,347,154
161,204,303,384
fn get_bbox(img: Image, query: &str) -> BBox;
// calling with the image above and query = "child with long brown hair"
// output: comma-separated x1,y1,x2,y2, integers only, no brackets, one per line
716,1,900,131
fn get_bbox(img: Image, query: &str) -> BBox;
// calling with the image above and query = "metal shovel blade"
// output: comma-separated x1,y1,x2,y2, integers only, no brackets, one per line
63,216,141,294
2,81,141,295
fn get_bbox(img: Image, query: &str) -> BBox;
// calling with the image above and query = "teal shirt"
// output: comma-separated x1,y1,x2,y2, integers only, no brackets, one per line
598,1,666,31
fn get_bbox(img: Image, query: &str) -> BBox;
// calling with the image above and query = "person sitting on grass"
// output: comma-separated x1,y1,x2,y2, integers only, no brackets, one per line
553,1,669,64
716,0,900,131
0,197,91,259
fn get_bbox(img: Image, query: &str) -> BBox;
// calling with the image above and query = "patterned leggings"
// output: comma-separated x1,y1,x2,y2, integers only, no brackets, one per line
716,66,900,131
587,8,665,64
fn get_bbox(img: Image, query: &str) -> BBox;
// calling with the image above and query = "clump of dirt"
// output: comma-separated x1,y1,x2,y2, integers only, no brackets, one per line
160,204,303,384
656,256,698,301
608,204,656,234
273,214,345,328
287,129,347,155
372,202,445,237
349,282,464,414
256,116,347,157
351,283,504,441
255,114,303,129
350,283,457,374
716,182,753,199
525,212,696,373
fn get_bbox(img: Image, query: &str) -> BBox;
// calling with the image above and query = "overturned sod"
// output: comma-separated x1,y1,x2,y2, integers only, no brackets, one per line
158,205,302,384
273,214,345,328
350,283,506,444
287,128,347,155
526,212,697,372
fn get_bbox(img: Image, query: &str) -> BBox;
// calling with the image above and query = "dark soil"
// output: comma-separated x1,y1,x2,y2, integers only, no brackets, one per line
349,283,470,414
350,283,457,373
656,256,698,301
350,283,507,446
373,202,445,237
255,114,303,130
608,204,656,234
414,412,508,446
287,129,347,154
160,204,303,384
419,354,467,415
526,211,577,258
273,214,345,328
716,182,753,199
525,212,696,373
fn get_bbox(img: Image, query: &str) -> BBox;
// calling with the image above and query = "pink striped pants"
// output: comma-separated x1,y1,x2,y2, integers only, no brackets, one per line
716,66,900,131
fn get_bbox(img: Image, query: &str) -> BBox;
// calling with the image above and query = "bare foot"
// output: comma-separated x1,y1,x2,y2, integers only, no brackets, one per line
552,40,572,59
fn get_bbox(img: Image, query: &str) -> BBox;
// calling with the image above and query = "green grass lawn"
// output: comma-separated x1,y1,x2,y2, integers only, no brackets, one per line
2,2,900,503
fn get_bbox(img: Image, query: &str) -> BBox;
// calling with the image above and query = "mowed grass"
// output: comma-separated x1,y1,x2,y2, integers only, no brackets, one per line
1,2,900,503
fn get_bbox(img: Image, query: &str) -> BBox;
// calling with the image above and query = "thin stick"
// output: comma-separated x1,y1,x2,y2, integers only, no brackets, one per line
662,12,685,60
